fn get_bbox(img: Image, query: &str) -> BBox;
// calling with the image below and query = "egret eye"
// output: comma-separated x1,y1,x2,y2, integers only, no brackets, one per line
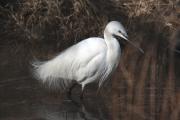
118,30,122,33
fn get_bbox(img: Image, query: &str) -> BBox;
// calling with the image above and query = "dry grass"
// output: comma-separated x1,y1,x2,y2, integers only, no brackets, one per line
0,0,180,120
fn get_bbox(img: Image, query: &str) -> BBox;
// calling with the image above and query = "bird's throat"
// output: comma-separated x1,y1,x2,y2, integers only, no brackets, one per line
104,35,121,68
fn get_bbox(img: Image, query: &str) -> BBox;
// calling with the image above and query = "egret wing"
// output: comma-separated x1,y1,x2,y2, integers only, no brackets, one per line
32,37,107,89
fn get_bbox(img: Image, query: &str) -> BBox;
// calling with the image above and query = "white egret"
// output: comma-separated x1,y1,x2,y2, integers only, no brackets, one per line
32,21,143,99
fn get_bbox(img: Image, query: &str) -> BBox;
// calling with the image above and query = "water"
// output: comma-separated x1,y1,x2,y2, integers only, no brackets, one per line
0,69,113,120
0,74,111,120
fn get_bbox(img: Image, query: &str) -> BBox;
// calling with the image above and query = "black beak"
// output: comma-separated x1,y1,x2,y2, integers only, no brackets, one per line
113,34,144,54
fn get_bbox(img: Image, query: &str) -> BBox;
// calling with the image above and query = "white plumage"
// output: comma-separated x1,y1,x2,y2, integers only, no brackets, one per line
32,21,129,91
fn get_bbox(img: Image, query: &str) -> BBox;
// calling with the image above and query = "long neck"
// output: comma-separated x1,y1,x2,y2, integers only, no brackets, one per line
104,30,121,67
104,30,120,52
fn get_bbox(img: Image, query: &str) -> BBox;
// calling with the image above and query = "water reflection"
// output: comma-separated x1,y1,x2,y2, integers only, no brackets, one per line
37,98,109,120
0,75,110,120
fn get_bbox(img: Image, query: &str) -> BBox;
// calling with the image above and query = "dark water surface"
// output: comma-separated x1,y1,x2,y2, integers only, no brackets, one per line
0,75,110,120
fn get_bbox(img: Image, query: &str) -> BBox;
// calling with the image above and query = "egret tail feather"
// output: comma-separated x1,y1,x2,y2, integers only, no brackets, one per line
32,59,71,90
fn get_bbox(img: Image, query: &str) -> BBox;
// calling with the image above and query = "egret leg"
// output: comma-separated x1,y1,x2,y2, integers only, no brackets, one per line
80,90,85,100
67,83,77,100
80,84,86,100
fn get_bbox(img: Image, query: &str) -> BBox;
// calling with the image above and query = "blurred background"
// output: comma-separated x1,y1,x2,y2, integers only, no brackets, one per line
0,0,179,120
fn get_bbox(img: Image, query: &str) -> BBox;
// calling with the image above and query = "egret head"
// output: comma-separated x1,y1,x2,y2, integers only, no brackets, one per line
105,21,144,53
105,21,128,40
